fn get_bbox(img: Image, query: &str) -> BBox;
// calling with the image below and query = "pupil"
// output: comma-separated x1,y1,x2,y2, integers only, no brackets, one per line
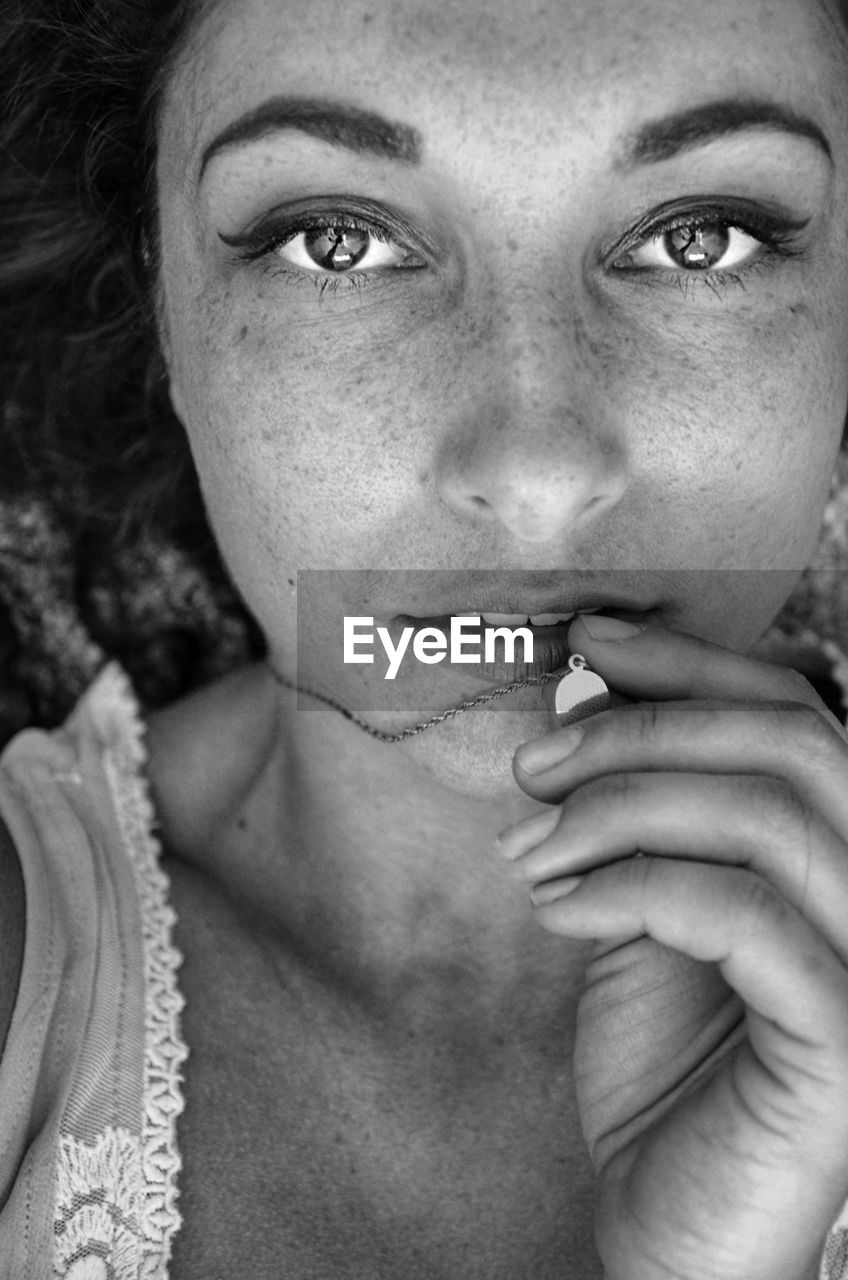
666,225,729,270
305,227,370,271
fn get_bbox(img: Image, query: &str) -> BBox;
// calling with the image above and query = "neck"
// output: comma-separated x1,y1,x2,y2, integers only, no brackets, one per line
147,662,589,1032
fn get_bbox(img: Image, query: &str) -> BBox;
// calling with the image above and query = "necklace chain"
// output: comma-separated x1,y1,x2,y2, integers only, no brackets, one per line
270,669,562,742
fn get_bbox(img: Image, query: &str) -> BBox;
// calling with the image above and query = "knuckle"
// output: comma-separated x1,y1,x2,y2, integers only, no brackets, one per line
585,770,638,808
736,870,790,930
765,699,843,763
612,700,662,750
635,852,664,895
561,769,639,823
747,773,812,841
634,699,661,742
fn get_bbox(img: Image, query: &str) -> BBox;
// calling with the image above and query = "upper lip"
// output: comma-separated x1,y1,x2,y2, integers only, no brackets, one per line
393,595,656,620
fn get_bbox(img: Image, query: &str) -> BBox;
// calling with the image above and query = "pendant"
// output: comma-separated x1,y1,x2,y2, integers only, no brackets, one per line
553,654,610,727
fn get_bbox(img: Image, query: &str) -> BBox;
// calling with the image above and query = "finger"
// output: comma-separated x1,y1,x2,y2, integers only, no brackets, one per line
501,770,848,967
565,615,841,725
513,698,848,840
532,856,848,1094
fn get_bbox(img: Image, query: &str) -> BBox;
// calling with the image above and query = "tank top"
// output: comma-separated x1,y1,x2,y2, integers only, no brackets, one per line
0,662,847,1277
0,664,185,1277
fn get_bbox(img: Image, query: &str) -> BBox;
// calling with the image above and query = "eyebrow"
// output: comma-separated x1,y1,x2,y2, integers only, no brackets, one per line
621,98,832,167
199,93,831,183
199,96,422,179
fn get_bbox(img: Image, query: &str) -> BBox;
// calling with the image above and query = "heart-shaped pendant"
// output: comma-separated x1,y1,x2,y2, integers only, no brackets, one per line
553,654,610,727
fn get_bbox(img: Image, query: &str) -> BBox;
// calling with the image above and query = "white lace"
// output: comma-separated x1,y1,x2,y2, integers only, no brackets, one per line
54,1128,143,1279
54,664,188,1278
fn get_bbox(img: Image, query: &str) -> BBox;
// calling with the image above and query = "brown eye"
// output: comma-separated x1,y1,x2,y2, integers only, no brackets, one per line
272,222,423,275
665,225,730,270
303,226,372,271
613,222,764,275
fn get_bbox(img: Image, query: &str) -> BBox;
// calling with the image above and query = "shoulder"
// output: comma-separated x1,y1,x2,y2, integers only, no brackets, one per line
0,815,24,1058
144,661,280,860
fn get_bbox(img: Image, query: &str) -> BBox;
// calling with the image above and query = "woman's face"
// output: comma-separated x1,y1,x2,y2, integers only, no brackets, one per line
157,0,848,783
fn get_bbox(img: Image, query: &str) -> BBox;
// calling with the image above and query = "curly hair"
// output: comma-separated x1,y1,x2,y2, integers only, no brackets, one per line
0,0,263,739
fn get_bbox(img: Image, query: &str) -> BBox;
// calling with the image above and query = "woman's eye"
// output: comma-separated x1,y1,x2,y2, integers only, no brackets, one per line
614,222,765,274
274,224,421,274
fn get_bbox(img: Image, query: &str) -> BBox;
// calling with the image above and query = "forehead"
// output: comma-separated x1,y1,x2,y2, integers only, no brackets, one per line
162,0,848,173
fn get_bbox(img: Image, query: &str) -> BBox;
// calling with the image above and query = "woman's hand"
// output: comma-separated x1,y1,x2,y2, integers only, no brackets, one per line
499,616,848,1280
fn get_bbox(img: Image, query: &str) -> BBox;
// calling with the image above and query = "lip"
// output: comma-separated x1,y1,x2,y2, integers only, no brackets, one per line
387,607,656,684
394,590,656,620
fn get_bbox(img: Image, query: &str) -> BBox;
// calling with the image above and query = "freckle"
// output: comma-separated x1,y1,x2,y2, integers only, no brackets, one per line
237,324,249,341
237,816,247,831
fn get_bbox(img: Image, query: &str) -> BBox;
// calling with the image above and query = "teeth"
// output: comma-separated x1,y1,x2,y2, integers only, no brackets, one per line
476,611,579,627
480,613,530,625
529,612,576,627
467,608,608,626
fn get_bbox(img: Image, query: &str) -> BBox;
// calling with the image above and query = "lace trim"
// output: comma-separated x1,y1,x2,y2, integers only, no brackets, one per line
54,1127,143,1280
92,664,188,1277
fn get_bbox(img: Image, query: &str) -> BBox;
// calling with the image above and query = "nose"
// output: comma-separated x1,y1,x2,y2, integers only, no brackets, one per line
435,308,629,545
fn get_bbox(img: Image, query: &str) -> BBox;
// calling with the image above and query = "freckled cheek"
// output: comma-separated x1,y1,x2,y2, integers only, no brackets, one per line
172,284,467,553
609,300,847,548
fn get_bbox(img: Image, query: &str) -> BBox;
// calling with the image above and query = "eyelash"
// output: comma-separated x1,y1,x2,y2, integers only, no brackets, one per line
606,200,808,293
221,207,426,292
220,199,808,299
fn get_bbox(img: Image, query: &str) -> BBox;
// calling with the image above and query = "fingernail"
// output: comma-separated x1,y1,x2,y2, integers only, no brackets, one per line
496,806,561,859
580,615,645,642
530,877,583,906
515,726,583,775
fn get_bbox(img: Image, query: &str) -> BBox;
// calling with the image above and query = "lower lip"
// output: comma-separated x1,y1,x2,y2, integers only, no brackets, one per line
391,615,571,685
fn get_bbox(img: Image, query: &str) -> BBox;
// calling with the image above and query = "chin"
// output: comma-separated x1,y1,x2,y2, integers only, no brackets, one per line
401,706,551,801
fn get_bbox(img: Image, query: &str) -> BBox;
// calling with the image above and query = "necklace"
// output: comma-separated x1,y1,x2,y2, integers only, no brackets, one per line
270,654,608,742
270,669,561,742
